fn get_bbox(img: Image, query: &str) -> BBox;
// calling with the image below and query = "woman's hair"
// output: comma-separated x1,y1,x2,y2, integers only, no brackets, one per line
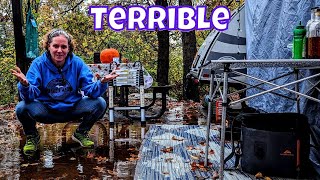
42,29,76,55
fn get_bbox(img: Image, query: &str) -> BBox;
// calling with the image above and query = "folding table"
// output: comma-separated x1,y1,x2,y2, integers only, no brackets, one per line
203,59,320,179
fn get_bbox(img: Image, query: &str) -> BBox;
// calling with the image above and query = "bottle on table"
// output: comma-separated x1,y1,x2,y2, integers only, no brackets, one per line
293,22,306,59
307,7,320,59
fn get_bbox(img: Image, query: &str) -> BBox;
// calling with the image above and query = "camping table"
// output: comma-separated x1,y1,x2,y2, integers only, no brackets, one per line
202,59,320,180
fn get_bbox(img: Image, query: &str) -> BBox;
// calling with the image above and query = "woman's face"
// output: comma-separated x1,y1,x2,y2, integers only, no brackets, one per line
48,35,69,68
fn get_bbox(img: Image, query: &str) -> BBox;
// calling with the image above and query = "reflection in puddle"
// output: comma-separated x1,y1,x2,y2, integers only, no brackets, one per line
14,120,144,179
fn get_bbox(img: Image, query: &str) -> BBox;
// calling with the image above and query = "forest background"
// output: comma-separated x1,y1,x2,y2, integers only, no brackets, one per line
0,0,242,105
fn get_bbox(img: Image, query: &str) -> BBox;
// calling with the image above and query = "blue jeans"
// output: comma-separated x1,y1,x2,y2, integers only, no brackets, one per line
16,97,107,136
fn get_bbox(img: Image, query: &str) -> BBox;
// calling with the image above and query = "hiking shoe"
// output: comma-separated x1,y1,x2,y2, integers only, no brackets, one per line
23,134,40,155
72,131,94,147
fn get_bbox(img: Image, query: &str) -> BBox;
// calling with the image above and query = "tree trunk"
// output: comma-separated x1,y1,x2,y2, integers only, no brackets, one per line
12,0,27,74
179,0,199,101
155,0,169,86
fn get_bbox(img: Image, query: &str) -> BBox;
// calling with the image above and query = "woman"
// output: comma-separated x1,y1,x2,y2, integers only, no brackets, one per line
11,29,118,155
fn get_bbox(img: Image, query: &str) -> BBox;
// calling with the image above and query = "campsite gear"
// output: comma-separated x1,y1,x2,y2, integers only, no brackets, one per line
239,113,310,178
23,134,40,155
72,131,94,147
25,5,39,60
293,22,306,59
307,8,320,58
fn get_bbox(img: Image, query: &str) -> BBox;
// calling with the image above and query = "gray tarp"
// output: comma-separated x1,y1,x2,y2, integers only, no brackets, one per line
245,0,320,175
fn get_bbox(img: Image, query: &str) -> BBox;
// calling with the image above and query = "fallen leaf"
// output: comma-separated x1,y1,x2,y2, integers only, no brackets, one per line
212,171,219,179
21,164,29,167
199,167,207,171
209,149,215,154
199,141,206,146
107,170,117,176
264,177,272,180
130,154,139,158
190,162,198,171
128,148,136,151
255,172,263,178
29,163,39,166
161,147,173,153
190,155,200,160
126,157,139,161
93,166,105,173
95,156,107,164
87,152,94,159
172,136,184,141
165,158,173,162
186,146,193,150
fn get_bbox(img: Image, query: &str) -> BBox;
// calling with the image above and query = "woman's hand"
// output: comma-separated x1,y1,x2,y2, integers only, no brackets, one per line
101,69,119,83
10,66,29,86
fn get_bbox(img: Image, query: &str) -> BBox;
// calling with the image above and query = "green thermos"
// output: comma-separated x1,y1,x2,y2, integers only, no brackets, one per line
293,22,306,59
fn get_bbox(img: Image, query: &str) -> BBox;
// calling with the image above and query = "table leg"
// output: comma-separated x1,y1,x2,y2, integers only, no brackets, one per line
219,65,229,180
109,86,114,124
294,69,300,113
205,69,215,166
140,85,145,123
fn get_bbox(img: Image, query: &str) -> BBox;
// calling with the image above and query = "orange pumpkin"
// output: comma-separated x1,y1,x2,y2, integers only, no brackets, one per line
100,48,120,63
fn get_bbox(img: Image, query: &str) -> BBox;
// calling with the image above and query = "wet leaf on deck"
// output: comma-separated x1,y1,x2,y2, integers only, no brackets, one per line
162,171,170,175
199,141,206,146
93,166,106,173
212,171,219,179
130,153,139,158
172,136,184,141
209,149,215,154
255,172,263,178
186,146,193,150
95,156,108,164
21,163,29,167
190,162,198,171
126,157,139,161
165,157,173,162
161,147,173,153
190,155,200,160
127,147,136,151
29,163,39,166
86,152,95,159
107,170,117,176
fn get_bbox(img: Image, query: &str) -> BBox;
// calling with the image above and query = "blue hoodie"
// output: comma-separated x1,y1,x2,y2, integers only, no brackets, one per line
18,52,108,112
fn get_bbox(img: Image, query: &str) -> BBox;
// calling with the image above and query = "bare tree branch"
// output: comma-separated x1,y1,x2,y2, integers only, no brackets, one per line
60,0,85,15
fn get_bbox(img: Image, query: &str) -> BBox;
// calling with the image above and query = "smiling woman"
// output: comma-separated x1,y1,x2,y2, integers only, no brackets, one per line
10,28,119,156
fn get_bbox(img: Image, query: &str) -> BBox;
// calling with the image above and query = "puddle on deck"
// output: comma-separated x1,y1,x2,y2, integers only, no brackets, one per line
0,101,203,179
